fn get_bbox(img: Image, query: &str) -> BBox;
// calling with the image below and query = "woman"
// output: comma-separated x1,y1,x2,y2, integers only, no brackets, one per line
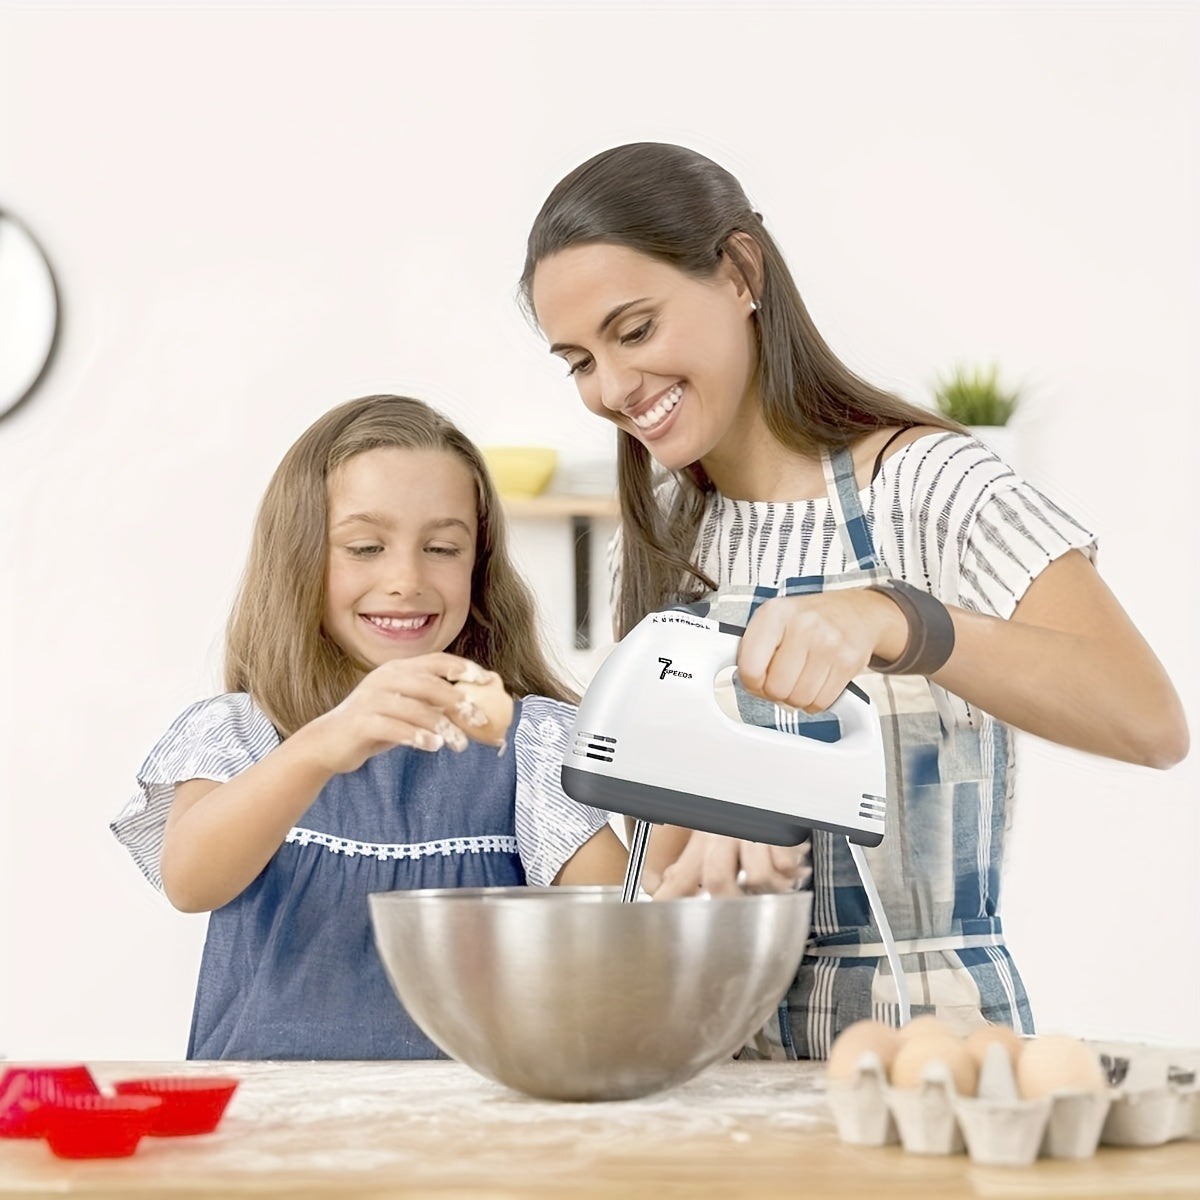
519,142,1187,1057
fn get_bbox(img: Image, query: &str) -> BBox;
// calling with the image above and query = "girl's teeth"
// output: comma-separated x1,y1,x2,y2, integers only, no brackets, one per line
633,384,682,430
369,616,427,629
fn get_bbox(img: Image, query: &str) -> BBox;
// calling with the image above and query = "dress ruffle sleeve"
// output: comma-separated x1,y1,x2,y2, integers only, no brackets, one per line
110,694,281,891
513,695,612,886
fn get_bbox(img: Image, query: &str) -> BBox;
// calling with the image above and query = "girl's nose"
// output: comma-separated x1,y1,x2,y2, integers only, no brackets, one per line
385,553,424,596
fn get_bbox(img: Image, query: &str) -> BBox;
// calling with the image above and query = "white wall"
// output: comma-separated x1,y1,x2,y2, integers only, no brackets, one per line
0,1,1196,1060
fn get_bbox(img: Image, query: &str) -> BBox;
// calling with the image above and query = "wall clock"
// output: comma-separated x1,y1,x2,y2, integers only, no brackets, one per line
0,208,60,423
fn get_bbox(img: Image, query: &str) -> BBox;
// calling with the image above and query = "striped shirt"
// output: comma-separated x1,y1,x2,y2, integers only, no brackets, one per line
695,432,1094,618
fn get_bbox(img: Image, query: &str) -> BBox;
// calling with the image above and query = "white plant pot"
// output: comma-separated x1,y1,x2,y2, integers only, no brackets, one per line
969,424,1020,473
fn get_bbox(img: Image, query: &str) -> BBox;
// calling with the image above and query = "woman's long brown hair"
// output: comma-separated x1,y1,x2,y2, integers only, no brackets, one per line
224,394,574,736
520,142,962,637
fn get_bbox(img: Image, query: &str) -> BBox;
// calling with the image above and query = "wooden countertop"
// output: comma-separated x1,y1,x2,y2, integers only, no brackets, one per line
2,1058,1198,1198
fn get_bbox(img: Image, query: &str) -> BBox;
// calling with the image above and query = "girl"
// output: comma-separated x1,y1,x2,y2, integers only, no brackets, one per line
112,394,627,1060
519,142,1188,1056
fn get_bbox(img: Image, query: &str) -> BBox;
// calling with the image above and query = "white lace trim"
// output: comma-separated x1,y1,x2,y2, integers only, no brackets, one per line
284,827,519,861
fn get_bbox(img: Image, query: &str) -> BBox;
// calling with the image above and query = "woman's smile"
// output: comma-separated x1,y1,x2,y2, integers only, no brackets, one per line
628,382,683,434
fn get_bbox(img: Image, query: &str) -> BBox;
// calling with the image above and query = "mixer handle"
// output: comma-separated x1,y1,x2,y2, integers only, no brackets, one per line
659,603,875,734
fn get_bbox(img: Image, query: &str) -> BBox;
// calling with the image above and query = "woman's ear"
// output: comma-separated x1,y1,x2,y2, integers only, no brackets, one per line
720,231,765,305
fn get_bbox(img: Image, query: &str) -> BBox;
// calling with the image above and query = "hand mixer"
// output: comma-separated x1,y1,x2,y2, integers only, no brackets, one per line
561,603,912,1024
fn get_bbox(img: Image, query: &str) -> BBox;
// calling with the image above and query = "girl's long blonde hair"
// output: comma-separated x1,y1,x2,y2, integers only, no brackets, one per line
520,142,963,636
225,394,574,736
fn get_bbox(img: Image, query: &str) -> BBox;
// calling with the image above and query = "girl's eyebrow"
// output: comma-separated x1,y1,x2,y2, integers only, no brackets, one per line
330,512,473,535
547,298,649,355
427,518,474,535
330,511,390,531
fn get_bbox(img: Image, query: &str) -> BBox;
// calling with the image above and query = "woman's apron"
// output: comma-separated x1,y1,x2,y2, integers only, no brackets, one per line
702,445,1034,1060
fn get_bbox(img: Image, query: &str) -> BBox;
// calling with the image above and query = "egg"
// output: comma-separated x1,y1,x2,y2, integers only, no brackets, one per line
890,1033,979,1096
964,1022,1025,1070
897,1013,957,1042
826,1019,902,1082
451,671,514,747
1015,1034,1107,1099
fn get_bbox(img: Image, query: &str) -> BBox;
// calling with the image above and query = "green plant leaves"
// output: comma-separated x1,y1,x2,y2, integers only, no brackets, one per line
932,363,1019,426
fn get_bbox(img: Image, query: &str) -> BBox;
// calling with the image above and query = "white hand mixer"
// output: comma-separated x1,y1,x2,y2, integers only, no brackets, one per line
561,604,911,1024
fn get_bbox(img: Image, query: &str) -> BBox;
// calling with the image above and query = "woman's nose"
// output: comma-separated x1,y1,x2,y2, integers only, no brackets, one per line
594,355,641,413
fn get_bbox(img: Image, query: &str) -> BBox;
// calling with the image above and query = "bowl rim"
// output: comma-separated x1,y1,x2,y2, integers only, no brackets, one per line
369,884,813,907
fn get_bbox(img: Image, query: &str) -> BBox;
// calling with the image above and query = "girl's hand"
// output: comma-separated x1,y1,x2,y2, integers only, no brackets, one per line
162,654,502,913
300,653,495,774
649,831,811,899
736,590,907,713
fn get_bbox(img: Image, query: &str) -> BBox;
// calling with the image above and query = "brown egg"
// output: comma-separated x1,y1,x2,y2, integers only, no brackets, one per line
452,672,514,746
964,1023,1025,1070
897,1013,957,1042
890,1033,979,1096
826,1019,902,1081
1015,1035,1106,1099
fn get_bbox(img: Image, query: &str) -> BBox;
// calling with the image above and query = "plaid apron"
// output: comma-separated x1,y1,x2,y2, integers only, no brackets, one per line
704,446,1033,1060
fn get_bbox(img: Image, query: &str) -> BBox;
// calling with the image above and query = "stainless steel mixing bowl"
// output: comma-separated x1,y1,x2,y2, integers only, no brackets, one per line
369,885,813,1101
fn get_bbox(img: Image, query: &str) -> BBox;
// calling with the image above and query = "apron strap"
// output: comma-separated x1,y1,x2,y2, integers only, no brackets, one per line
821,446,878,569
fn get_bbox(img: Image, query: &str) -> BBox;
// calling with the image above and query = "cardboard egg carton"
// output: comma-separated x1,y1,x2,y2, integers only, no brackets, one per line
827,1043,1200,1167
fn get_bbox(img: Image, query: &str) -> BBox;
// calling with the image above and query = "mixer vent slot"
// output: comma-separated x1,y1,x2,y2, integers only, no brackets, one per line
859,793,887,822
572,731,616,763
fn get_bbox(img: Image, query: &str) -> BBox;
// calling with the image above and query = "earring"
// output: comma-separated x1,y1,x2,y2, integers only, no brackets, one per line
750,299,759,313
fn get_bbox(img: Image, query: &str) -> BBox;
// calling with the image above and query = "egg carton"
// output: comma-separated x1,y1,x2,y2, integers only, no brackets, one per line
826,1046,1200,1167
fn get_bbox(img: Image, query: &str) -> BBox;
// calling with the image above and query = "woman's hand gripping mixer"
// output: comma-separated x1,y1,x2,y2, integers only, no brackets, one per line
562,604,912,1023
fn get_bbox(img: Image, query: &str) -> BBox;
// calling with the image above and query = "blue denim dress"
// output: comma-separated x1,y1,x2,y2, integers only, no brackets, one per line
188,739,524,1060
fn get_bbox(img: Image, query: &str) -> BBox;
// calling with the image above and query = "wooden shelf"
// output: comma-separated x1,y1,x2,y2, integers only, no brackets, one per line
501,493,619,519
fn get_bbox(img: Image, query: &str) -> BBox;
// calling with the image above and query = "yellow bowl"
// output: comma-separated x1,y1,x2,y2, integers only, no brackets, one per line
482,446,558,498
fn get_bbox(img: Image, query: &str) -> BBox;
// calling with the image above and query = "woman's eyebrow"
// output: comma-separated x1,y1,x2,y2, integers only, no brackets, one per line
548,298,649,354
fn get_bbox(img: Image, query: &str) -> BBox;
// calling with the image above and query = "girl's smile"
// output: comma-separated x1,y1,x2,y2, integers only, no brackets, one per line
359,611,438,640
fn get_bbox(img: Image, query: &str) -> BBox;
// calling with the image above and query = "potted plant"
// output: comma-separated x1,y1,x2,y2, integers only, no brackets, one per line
932,362,1022,466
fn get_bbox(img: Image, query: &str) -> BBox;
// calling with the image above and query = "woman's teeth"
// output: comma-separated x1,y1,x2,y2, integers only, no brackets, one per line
632,383,682,430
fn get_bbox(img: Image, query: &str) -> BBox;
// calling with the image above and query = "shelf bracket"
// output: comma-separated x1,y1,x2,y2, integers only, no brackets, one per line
571,515,591,650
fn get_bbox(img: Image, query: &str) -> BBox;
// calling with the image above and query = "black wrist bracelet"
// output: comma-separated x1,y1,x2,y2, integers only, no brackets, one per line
866,579,956,676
